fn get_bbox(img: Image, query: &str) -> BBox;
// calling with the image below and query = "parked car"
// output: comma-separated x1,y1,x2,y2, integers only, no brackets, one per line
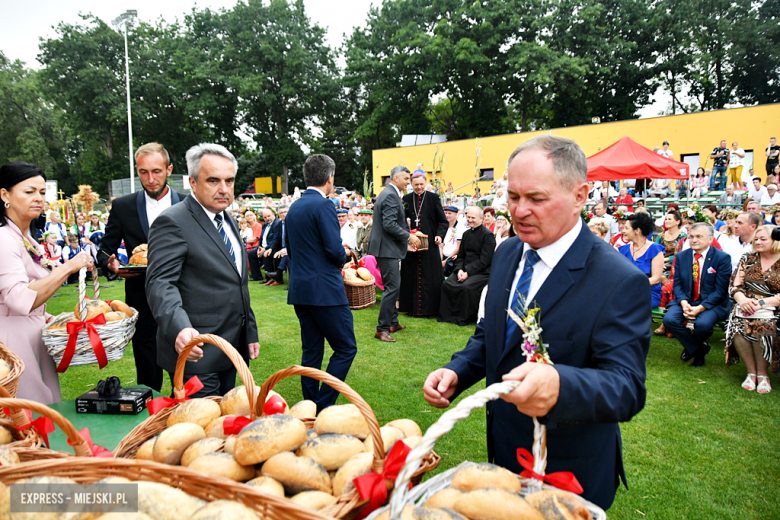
240,193,265,200
334,186,352,196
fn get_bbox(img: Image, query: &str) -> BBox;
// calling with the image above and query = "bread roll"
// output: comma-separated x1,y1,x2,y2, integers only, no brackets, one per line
233,414,306,465
385,419,422,438
314,404,370,440
136,481,205,520
306,428,318,441
403,436,422,450
525,489,592,520
190,500,259,520
290,400,317,419
402,507,467,520
129,249,148,265
167,398,221,429
205,415,232,439
223,435,237,454
424,488,464,509
296,433,365,470
47,312,75,330
135,437,156,460
0,446,19,466
453,488,544,520
332,452,373,496
245,476,285,498
220,386,256,416
101,513,154,520
356,267,373,281
152,422,206,465
0,360,12,379
74,298,111,321
189,452,255,481
290,490,337,511
17,476,75,484
103,311,126,322
451,463,522,493
96,477,133,484
364,425,405,454
110,300,134,318
0,426,13,444
260,451,332,494
181,437,225,467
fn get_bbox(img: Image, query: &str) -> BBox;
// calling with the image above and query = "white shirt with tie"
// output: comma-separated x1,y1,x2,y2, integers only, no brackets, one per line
145,187,173,227
192,194,243,276
690,246,709,302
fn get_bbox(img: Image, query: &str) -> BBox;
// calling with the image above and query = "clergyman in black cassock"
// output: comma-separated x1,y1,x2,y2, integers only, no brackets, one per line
438,207,495,325
399,177,448,316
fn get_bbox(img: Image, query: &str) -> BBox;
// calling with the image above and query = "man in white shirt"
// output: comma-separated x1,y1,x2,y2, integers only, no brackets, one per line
728,142,746,190
760,184,780,206
593,200,617,241
441,205,468,263
338,209,358,250
748,176,768,203
721,212,761,271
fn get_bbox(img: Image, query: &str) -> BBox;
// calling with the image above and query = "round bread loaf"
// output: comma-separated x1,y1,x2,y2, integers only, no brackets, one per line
0,359,12,379
167,398,221,429
260,451,332,494
181,437,225,467
404,507,467,520
104,311,126,322
205,415,232,439
102,513,154,520
403,436,422,450
220,385,256,416
296,433,365,470
190,500,259,520
384,418,422,439
96,477,133,484
135,437,156,460
189,452,256,481
453,488,544,520
424,488,464,509
356,267,373,281
0,426,13,444
74,298,111,321
152,422,206,465
0,446,19,466
314,404,370,440
110,300,134,318
332,452,373,496
451,463,522,493
374,505,416,520
245,476,285,498
46,312,75,330
136,481,206,520
290,400,317,419
525,489,592,520
364,425,405,454
290,490,337,511
223,435,237,454
233,414,306,465
306,428,318,441
129,250,148,265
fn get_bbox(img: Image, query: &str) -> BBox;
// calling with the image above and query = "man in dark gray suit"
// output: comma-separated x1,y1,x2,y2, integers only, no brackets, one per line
146,143,260,397
368,166,420,342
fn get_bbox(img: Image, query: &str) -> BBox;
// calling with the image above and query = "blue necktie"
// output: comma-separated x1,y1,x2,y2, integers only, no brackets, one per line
214,213,236,266
505,249,540,347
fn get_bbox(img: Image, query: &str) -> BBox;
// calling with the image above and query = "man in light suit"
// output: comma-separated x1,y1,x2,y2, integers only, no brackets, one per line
368,166,420,342
146,143,260,397
286,154,357,411
424,135,650,510
663,223,733,367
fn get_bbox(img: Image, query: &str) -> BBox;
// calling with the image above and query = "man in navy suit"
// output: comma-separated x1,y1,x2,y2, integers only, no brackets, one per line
249,208,282,285
663,222,733,367
424,135,650,510
286,154,357,411
270,204,289,285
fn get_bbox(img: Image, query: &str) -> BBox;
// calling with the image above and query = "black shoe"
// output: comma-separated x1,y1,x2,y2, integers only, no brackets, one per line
689,357,706,367
680,349,694,362
701,342,711,356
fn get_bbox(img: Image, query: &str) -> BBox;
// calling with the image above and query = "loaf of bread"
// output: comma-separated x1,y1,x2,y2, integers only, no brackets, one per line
110,300,134,318
290,490,337,511
152,422,206,465
525,489,592,520
190,500,260,520
135,437,156,460
220,385,256,416
332,452,373,496
0,359,12,379
245,476,285,498
136,481,206,520
403,436,422,450
376,505,466,520
0,426,13,444
74,298,111,321
189,452,256,481
306,428,318,440
296,433,365,470
233,414,306,465
0,446,19,466
451,463,522,493
167,398,221,429
364,425,405,454
129,245,148,266
46,312,76,330
96,476,133,484
101,513,154,520
385,418,422,439
103,311,127,322
180,437,225,467
260,451,332,494
424,488,464,509
356,267,373,281
314,404,370,440
453,488,544,520
223,435,237,454
290,400,317,419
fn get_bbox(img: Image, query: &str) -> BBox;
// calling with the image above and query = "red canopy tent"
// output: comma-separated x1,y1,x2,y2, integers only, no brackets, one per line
587,136,689,182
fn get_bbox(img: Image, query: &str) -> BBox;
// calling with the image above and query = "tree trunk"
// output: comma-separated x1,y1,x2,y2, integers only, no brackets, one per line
105,127,114,160
282,165,289,196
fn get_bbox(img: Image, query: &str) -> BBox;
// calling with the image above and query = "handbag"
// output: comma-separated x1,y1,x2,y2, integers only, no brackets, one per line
737,305,776,320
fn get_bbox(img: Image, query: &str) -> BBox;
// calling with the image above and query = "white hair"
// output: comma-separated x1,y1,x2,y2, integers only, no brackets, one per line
186,143,238,181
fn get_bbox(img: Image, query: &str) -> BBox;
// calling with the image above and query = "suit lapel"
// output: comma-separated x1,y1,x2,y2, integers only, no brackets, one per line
136,190,149,240
185,196,240,277
700,249,715,290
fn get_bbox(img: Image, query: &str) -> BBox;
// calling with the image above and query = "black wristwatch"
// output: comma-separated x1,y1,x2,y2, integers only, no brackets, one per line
758,299,766,307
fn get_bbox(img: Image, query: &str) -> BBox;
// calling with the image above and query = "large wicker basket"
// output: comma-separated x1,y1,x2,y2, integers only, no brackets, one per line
41,266,138,370
345,251,376,310
0,386,42,450
413,232,428,251
113,333,256,458
0,343,24,399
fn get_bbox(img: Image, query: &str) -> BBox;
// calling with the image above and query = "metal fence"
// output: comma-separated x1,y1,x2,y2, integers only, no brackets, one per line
109,175,190,198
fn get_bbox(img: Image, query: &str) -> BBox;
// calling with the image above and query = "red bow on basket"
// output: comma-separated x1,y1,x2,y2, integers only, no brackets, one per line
353,440,412,520
3,408,55,449
146,376,204,415
56,314,108,373
517,448,583,495
69,428,113,457
222,395,288,435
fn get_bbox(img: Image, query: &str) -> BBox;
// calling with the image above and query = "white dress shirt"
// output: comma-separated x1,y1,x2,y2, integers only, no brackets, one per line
507,219,582,310
192,194,243,275
749,185,768,202
145,187,172,227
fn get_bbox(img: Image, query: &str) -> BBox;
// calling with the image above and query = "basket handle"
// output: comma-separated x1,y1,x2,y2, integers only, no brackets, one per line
0,385,31,429
0,398,92,457
173,334,257,419
76,265,100,321
348,250,359,266
256,365,385,472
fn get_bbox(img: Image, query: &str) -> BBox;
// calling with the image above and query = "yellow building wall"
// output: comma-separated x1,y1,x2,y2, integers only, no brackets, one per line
372,104,780,195
254,177,282,195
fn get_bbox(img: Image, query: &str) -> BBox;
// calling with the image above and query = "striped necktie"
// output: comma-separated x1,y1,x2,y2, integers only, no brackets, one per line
214,213,236,265
505,249,540,347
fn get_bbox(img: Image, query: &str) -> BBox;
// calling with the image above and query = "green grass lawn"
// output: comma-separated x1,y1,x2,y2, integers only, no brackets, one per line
45,278,779,519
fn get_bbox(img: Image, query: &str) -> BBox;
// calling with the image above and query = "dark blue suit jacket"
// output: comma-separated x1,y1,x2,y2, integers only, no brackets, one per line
286,189,348,306
670,247,733,319
259,218,282,252
444,223,650,510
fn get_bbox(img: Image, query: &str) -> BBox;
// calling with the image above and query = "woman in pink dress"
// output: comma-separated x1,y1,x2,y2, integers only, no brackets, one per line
0,162,92,404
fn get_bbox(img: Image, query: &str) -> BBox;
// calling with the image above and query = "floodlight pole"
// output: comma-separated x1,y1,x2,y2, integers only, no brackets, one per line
113,10,137,193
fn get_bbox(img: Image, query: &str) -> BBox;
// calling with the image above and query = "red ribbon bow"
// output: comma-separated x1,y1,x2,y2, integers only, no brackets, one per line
263,394,287,416
222,395,287,436
69,428,113,457
57,314,108,373
3,408,55,449
146,376,204,415
517,448,583,495
353,440,412,519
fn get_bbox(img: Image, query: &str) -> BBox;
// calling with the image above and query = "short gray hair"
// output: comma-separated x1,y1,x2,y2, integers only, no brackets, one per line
390,165,410,180
186,143,238,181
689,222,714,237
507,135,587,190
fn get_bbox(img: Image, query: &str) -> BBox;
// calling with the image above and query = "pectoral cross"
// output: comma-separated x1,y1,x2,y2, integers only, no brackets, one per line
415,217,421,227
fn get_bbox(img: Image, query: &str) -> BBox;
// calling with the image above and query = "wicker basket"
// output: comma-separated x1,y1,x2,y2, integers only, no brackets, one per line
413,232,428,251
113,333,256,458
0,343,24,399
0,386,42,450
367,380,606,520
42,266,138,370
255,366,441,519
344,251,376,310
0,457,337,520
